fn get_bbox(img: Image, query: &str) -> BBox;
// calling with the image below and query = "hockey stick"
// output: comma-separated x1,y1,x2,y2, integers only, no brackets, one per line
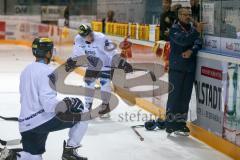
0,116,18,122
0,139,21,146
72,64,157,82
105,66,157,82
130,68,156,82
131,125,144,141
66,56,157,82
0,117,22,147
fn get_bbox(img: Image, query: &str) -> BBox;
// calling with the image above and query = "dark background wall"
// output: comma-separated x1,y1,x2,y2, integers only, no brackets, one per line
145,0,162,24
0,0,193,24
0,0,4,15
96,0,162,24
0,0,97,15
0,0,163,24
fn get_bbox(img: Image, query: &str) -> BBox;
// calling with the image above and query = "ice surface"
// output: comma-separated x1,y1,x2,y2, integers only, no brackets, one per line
0,44,232,160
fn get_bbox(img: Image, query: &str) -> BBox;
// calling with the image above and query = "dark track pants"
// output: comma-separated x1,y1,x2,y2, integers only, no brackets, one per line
166,69,195,129
21,117,77,155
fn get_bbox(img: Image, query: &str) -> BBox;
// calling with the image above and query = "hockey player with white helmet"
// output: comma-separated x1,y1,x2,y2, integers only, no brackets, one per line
65,24,133,118
4,38,88,160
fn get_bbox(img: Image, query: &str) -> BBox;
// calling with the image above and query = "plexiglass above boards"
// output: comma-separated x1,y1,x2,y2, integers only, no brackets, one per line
201,0,240,58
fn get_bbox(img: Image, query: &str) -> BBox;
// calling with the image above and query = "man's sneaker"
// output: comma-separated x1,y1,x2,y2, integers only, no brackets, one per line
62,141,87,160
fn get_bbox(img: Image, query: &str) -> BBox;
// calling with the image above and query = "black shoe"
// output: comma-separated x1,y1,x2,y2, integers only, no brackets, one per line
98,103,110,115
174,125,190,136
62,141,87,160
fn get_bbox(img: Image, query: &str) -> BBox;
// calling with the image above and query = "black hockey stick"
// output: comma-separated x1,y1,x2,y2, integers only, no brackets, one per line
73,63,157,82
66,56,157,82
130,68,157,82
0,139,21,146
0,116,18,122
131,125,145,141
105,66,157,82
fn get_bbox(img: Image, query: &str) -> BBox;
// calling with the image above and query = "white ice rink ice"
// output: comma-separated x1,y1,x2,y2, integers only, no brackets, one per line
0,44,232,160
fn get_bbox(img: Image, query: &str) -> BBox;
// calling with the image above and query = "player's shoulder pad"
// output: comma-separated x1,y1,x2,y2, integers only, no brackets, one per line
94,32,111,47
74,34,85,45
94,32,106,41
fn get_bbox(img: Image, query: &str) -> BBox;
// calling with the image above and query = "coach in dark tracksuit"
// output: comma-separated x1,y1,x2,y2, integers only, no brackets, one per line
165,7,203,135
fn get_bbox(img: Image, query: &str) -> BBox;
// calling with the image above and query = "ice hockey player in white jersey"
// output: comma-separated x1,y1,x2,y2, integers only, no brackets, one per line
5,38,88,160
65,24,133,118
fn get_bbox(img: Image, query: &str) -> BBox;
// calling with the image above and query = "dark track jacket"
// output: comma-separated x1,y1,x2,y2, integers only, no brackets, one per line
169,22,202,72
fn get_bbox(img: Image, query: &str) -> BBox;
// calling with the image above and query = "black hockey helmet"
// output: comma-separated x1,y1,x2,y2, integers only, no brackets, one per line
77,24,92,37
32,37,54,58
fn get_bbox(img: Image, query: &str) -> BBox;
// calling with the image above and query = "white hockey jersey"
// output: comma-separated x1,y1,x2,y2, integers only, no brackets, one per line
72,32,117,71
19,62,59,132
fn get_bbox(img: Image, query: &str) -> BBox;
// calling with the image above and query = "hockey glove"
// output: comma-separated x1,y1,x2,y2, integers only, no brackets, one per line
87,56,100,68
65,58,77,72
118,59,133,73
63,97,84,113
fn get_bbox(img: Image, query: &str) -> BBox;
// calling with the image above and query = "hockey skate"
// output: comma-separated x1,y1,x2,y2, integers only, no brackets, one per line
62,141,87,160
100,112,111,119
99,103,111,119
175,125,190,136
166,125,190,136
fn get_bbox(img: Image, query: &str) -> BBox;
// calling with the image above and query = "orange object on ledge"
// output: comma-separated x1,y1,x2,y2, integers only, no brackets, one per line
119,36,133,58
152,40,171,72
